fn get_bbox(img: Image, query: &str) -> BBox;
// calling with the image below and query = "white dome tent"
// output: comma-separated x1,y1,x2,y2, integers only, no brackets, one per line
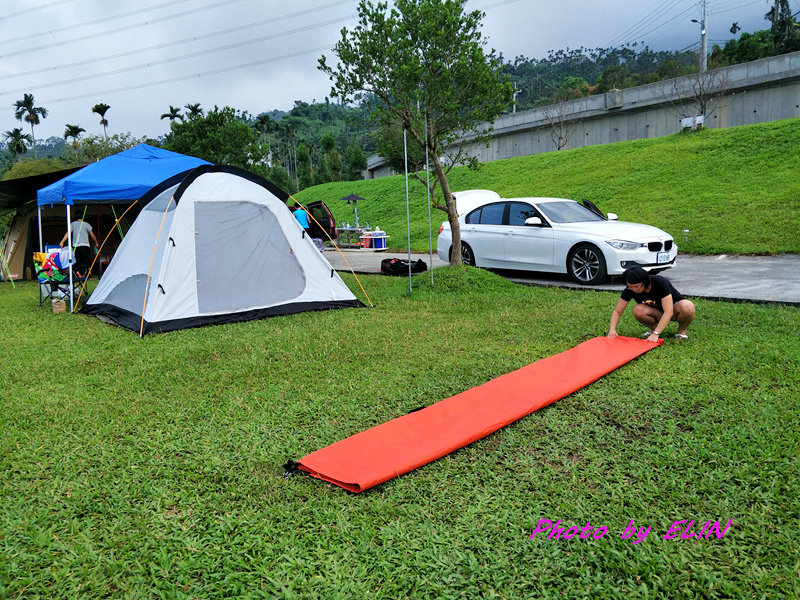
83,165,363,335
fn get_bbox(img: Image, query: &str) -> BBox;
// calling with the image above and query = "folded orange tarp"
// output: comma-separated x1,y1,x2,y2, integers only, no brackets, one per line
295,336,661,492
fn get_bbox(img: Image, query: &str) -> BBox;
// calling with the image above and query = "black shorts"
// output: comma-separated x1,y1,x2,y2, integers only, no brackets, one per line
74,246,92,266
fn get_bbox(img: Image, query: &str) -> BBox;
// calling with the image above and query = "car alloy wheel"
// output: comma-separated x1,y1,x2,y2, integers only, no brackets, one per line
568,243,607,285
460,243,475,267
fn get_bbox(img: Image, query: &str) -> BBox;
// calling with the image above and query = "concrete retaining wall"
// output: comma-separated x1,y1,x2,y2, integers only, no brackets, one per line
365,51,800,178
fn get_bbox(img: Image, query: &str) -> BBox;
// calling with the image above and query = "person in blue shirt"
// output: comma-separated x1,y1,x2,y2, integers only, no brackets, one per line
292,205,310,234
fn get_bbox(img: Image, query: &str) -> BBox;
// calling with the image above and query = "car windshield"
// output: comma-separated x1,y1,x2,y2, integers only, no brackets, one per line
537,201,605,223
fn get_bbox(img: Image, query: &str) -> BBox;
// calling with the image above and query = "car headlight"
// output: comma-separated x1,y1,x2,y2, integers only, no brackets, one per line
605,239,642,250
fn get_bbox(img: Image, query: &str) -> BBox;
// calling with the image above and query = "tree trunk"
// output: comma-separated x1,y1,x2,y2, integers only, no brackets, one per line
29,123,37,159
429,151,461,267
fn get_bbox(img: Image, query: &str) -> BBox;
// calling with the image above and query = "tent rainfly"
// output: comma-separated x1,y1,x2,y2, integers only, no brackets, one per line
1,167,84,281
37,144,209,207
82,165,364,335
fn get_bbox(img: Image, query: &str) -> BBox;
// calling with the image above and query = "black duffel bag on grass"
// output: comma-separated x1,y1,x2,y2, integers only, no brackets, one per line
380,258,427,276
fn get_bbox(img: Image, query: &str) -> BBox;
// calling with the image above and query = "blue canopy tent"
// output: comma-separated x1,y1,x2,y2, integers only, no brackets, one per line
37,144,209,207
37,144,210,311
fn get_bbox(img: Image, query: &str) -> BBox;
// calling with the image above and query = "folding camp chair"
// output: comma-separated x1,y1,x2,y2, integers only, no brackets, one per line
34,253,90,308
36,265,90,307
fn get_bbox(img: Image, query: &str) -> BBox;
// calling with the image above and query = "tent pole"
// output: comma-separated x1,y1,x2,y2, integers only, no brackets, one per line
66,204,73,312
111,205,125,240
75,199,140,307
140,196,175,337
403,129,412,293
37,205,43,253
0,252,14,288
424,115,433,286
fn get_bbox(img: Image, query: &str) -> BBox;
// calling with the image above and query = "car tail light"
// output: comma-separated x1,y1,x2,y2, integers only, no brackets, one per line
438,225,444,235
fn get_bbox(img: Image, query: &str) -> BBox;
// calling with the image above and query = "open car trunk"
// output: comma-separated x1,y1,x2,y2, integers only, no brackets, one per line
306,200,337,240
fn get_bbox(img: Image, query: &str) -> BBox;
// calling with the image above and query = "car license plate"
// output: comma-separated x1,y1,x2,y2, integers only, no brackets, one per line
657,252,670,264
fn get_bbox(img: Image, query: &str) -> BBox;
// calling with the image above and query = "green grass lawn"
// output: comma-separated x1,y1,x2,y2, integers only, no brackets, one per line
297,118,800,255
1,269,798,598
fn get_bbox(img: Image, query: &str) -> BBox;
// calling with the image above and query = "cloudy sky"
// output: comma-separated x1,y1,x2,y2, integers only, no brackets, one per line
0,0,771,142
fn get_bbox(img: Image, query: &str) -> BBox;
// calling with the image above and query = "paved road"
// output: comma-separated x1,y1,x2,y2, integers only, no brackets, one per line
323,249,800,305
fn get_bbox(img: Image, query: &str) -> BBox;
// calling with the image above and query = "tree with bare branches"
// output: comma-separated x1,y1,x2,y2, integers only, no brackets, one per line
541,94,579,150
318,0,513,266
658,69,731,127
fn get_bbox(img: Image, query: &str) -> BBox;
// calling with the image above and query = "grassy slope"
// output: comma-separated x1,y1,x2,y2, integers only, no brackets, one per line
297,118,800,255
1,271,798,598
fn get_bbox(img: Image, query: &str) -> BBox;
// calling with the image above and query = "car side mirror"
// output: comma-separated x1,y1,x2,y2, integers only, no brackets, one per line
606,212,618,221
524,217,543,226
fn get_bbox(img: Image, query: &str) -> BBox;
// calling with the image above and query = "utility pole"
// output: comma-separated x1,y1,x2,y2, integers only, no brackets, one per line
701,0,708,72
512,82,519,113
692,0,708,72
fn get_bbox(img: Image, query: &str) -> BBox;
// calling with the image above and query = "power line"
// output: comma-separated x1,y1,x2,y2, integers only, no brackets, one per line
0,2,356,81
0,15,353,97
713,0,763,15
0,44,334,112
1,0,252,58
712,0,761,12
0,0,74,21
0,0,196,45
473,0,525,10
603,0,676,48
604,0,763,50
641,5,698,45
605,0,687,48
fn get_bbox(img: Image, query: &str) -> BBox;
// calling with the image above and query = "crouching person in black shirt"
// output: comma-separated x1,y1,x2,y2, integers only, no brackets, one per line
608,266,696,342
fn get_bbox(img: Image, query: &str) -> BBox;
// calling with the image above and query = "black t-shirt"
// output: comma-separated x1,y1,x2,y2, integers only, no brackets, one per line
621,275,685,307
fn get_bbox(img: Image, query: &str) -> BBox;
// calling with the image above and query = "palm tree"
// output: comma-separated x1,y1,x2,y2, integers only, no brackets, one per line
13,93,48,159
91,103,111,140
3,128,33,162
64,124,86,162
252,113,274,165
160,105,183,128
254,113,272,140
281,123,299,187
184,103,203,118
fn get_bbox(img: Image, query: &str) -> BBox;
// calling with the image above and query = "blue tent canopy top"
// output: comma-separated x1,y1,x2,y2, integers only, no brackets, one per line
37,144,210,206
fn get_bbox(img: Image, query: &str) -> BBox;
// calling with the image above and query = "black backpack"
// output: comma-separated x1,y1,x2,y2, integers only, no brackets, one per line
380,258,427,276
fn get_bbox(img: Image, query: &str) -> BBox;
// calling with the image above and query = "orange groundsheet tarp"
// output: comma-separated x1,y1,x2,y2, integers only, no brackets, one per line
296,336,661,492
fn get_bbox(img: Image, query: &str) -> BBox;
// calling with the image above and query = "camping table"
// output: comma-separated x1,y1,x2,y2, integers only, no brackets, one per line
336,227,368,248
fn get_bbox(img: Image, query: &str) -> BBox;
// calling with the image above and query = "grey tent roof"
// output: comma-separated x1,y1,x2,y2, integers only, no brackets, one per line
0,167,83,215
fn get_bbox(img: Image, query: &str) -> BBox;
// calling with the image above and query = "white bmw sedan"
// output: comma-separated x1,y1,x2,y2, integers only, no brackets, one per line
436,190,677,285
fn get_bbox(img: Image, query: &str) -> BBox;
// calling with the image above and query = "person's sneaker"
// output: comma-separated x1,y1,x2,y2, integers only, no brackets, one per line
641,331,653,338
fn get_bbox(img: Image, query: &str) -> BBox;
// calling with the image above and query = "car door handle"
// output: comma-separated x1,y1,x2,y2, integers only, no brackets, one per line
505,230,515,235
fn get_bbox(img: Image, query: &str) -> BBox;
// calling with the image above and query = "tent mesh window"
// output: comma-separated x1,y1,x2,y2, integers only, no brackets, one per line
195,201,305,313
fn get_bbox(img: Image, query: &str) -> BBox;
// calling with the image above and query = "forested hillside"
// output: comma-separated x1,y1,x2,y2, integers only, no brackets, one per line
3,5,798,193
